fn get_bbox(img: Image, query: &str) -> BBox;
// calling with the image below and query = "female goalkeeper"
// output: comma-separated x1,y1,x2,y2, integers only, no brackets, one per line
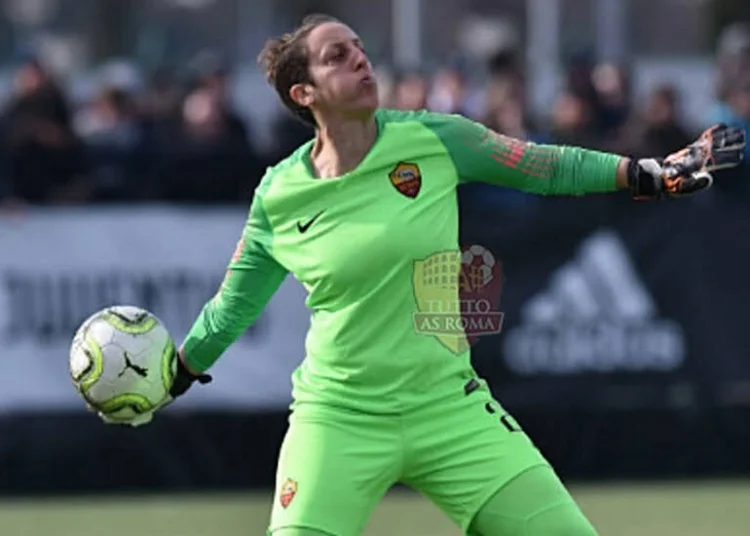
155,14,743,536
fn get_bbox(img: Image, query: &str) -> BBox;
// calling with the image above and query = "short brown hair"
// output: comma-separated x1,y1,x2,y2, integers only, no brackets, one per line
258,14,340,126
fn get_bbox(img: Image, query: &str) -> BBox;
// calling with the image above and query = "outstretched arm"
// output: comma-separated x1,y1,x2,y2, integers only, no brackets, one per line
423,112,745,199
425,111,624,195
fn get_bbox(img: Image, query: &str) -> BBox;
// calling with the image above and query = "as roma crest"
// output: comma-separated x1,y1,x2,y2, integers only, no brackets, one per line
389,162,421,198
412,244,504,354
279,478,298,509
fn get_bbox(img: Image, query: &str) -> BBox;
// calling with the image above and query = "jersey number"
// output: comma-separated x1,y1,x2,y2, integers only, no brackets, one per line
484,402,522,433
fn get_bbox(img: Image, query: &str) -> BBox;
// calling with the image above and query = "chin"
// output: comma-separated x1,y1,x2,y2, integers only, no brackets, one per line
349,101,379,121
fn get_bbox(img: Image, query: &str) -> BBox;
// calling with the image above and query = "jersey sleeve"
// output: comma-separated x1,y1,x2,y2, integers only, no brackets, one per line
180,191,288,373
422,112,621,195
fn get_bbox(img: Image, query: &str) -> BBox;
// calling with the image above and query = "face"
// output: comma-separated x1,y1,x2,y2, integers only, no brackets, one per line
15,63,46,95
552,93,589,130
394,75,427,110
291,22,378,121
646,92,675,127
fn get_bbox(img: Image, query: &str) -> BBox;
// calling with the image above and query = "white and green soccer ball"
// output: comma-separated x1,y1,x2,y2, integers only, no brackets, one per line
69,305,178,425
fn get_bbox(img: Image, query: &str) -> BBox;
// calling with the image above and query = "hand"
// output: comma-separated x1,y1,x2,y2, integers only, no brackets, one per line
168,350,213,399
628,124,746,200
94,350,212,428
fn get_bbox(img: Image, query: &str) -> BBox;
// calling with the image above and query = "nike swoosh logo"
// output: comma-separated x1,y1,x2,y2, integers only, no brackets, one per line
297,210,325,233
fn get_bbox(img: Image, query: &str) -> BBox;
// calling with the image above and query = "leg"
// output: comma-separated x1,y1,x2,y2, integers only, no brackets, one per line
401,378,552,533
467,465,597,536
267,403,400,536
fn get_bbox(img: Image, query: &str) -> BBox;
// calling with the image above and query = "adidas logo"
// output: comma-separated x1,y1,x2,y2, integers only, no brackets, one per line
503,229,685,375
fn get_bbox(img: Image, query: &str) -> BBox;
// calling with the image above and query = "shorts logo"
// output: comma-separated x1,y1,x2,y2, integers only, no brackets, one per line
412,244,504,354
389,162,421,198
279,478,298,509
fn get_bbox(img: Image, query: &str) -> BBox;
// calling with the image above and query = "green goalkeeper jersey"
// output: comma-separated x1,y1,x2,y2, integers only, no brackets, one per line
181,109,621,413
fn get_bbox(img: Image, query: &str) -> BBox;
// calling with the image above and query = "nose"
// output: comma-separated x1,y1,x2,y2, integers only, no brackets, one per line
352,47,369,72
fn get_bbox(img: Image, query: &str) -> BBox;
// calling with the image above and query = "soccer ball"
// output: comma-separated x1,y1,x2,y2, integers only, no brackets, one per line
461,244,496,286
69,305,178,423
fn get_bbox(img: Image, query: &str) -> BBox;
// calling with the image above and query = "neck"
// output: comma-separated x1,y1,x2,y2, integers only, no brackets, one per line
310,114,378,178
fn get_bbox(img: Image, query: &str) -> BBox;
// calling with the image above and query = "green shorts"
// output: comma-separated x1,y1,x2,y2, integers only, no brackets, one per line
267,379,550,536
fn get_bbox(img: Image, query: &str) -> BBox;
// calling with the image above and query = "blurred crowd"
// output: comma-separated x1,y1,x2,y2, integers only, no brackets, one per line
0,24,749,210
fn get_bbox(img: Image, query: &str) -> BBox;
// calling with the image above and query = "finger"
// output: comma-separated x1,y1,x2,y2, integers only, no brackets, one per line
713,132,746,150
672,172,713,196
706,125,745,154
663,147,690,164
721,129,745,148
707,148,745,171
662,174,685,195
662,153,704,178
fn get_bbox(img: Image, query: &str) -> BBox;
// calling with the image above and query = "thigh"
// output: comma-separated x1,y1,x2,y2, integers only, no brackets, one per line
467,465,598,536
268,404,400,536
403,379,550,533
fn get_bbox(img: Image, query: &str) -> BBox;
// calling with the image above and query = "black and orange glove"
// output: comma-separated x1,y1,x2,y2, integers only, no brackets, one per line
628,123,746,200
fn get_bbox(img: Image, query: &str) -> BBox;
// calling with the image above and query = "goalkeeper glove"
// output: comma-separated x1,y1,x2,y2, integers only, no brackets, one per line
169,351,213,399
93,351,212,427
628,123,746,200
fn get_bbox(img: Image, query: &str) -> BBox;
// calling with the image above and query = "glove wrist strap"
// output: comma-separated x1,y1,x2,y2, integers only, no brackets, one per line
170,355,212,399
627,158,662,200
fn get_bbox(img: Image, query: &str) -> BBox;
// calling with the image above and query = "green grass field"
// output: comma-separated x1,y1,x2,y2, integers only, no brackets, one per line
1,482,749,535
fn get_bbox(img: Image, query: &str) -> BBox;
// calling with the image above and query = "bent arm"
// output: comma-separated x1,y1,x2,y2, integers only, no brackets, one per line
425,112,630,195
180,196,288,373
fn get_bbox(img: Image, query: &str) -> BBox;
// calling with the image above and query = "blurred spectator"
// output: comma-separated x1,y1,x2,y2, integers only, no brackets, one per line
565,52,600,113
188,51,250,146
591,63,631,140
77,86,140,144
267,111,314,167
486,98,529,140
713,73,750,155
710,23,750,166
392,71,429,111
139,69,183,144
427,66,470,116
75,86,145,201
709,73,750,201
714,22,750,104
482,75,545,143
707,24,750,202
549,91,600,149
0,57,89,204
621,84,693,159
726,75,750,126
156,85,260,203
0,21,745,210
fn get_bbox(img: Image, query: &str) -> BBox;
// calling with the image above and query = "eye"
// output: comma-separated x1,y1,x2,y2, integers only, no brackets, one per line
325,46,346,64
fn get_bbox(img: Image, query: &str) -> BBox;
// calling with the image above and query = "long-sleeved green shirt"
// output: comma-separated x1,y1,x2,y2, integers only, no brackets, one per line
181,108,621,413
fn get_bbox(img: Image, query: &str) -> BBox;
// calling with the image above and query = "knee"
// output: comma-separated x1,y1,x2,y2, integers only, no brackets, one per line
469,503,599,536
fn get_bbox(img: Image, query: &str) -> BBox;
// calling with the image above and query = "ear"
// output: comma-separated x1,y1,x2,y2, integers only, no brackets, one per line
289,83,315,108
